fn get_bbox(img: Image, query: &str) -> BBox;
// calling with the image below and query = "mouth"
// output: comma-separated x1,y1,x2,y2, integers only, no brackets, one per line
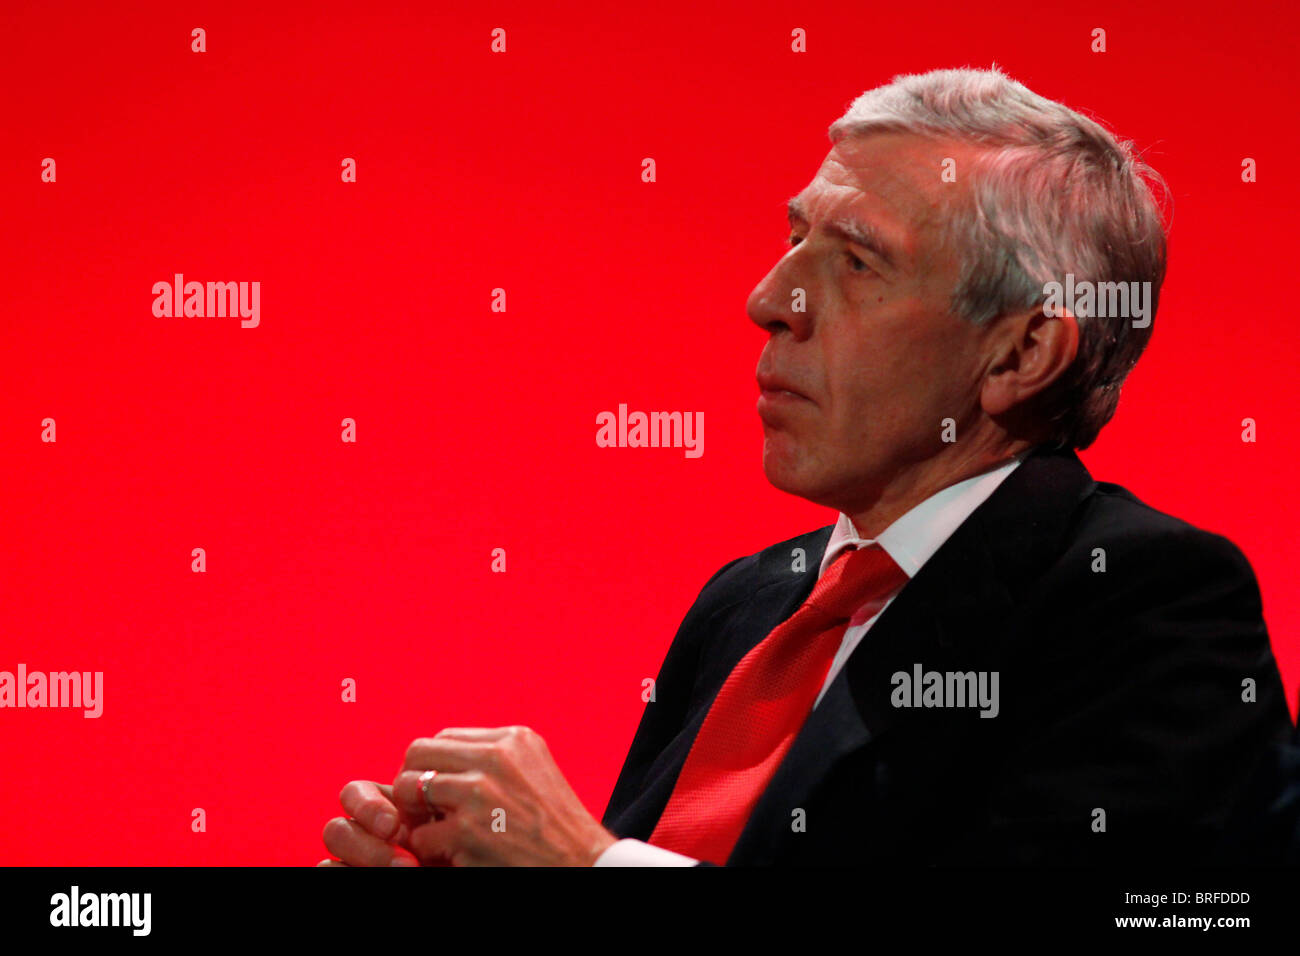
756,372,812,404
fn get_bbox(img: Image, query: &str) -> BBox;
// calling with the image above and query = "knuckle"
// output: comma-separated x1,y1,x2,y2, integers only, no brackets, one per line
405,738,430,760
465,770,489,801
511,725,542,751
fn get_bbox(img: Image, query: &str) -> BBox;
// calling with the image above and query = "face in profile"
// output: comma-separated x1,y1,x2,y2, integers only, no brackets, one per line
747,131,997,515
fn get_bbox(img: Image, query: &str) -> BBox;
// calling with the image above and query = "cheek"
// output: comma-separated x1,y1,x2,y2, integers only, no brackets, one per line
821,318,969,440
821,330,919,419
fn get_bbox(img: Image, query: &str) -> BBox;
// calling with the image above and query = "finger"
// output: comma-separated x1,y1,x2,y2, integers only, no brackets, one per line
432,727,514,741
403,737,498,774
339,780,400,841
391,769,452,822
391,770,431,822
322,817,418,867
407,815,464,866
316,859,350,867
393,769,485,819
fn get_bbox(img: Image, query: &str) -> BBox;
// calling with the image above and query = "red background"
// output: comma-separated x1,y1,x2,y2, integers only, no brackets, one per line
1,0,1296,865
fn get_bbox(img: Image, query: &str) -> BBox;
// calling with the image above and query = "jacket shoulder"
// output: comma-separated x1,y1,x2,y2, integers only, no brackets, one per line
692,524,834,613
1066,480,1259,596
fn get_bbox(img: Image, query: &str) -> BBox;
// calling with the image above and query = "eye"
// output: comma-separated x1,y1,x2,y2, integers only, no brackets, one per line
788,233,873,276
787,234,871,274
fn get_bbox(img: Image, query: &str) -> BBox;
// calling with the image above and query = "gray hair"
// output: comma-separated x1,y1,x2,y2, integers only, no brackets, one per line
828,66,1168,450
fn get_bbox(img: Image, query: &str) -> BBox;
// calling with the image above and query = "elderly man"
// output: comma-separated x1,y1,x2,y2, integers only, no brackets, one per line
320,67,1294,867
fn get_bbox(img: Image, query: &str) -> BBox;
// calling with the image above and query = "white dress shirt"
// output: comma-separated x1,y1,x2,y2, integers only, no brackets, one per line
595,453,1026,866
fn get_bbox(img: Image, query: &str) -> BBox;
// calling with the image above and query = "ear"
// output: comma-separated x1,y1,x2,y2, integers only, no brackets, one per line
979,307,1079,418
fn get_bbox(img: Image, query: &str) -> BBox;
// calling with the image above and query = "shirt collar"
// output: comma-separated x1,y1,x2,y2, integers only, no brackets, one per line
818,452,1028,579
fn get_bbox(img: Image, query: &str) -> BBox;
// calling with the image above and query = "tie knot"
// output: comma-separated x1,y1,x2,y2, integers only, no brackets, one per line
805,544,908,622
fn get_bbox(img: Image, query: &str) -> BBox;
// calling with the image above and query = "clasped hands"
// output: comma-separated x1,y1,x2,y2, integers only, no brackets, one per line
319,726,618,867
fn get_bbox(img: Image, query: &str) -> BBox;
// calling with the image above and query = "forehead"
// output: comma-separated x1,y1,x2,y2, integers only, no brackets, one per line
790,131,977,269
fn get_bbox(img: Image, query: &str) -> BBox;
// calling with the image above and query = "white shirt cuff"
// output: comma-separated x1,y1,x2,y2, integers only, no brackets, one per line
593,838,699,866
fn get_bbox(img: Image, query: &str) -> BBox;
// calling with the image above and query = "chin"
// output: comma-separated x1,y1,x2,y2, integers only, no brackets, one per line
761,439,823,501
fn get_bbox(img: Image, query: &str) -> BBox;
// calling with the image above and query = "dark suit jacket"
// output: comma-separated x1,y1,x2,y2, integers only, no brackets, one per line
602,444,1295,865
1216,705,1300,864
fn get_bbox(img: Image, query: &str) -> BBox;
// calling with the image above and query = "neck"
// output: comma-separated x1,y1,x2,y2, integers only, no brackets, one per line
844,438,1037,539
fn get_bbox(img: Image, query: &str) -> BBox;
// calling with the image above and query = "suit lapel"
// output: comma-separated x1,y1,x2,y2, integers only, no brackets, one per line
603,525,832,842
707,528,831,677
728,445,1097,864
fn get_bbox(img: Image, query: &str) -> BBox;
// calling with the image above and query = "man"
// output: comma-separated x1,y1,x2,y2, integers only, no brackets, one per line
320,67,1294,867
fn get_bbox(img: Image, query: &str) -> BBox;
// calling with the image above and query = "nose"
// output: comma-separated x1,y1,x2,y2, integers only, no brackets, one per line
746,254,813,340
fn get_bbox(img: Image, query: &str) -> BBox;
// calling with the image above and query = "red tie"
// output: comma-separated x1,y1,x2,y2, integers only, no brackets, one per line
648,543,907,863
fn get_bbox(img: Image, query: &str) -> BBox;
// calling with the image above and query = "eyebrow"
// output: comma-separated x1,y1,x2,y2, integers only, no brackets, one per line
786,196,900,271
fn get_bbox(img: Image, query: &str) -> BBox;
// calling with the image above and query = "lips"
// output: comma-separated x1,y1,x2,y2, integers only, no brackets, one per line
756,371,812,402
